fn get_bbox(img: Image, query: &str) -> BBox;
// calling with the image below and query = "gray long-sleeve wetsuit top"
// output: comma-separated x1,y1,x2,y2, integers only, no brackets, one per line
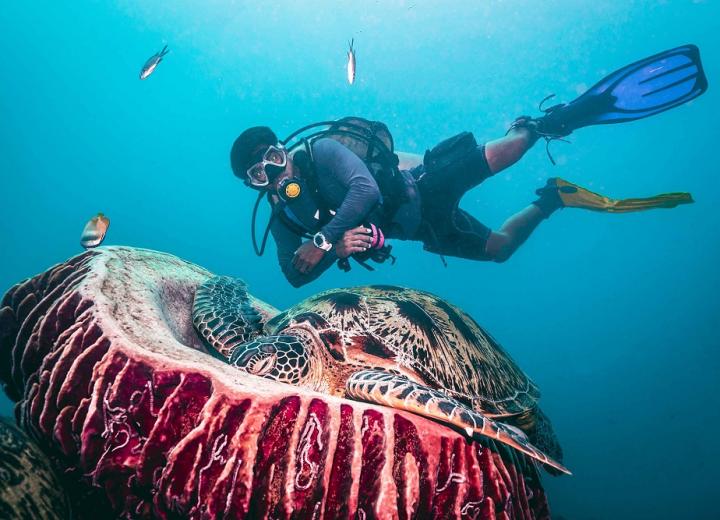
271,138,421,287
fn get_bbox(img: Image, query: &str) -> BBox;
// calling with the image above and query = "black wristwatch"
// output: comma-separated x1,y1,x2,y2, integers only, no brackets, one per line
312,232,332,251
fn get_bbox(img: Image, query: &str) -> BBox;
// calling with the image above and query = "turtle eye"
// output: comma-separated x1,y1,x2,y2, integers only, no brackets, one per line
247,352,277,376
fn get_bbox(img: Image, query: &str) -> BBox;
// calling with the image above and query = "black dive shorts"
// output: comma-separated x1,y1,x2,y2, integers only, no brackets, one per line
412,132,494,261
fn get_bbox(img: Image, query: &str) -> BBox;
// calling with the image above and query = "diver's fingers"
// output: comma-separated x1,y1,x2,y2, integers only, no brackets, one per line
348,239,371,248
345,233,371,243
296,259,309,273
348,232,373,243
346,226,371,237
292,254,305,272
304,259,319,273
301,257,312,273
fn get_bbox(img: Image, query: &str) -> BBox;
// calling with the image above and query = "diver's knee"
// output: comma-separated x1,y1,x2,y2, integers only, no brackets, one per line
485,130,534,174
491,248,513,263
484,232,514,263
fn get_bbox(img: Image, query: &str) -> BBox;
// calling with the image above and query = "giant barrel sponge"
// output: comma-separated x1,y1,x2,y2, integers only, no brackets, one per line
0,247,553,519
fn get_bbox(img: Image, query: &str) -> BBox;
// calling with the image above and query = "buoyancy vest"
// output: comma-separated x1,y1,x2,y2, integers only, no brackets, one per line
276,117,407,237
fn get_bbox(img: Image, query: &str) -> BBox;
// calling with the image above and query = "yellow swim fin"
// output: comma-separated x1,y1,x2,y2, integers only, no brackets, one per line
549,178,693,213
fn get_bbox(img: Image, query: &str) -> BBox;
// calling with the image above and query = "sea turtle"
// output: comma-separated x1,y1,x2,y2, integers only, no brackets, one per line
192,276,568,474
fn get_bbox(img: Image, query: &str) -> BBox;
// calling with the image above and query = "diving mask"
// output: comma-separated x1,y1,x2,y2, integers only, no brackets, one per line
246,145,287,188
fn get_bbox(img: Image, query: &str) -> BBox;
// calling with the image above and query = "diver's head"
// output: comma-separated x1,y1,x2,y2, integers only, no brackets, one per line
230,126,292,190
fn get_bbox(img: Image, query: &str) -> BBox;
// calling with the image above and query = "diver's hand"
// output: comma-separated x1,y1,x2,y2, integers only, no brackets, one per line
335,226,373,259
293,241,327,274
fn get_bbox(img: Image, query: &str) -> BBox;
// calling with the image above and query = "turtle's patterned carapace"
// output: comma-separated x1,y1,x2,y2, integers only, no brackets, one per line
193,277,568,474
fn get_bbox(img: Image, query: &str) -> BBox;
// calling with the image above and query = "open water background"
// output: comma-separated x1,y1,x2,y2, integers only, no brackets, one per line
1,1,718,518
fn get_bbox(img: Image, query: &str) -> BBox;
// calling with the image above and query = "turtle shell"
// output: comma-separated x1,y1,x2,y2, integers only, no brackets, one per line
265,285,539,416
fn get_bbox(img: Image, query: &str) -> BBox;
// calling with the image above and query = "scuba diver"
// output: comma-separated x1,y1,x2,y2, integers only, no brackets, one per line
230,45,707,288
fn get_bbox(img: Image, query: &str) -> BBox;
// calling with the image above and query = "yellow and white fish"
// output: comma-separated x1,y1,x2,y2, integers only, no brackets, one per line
139,45,169,80
80,213,110,249
346,39,356,85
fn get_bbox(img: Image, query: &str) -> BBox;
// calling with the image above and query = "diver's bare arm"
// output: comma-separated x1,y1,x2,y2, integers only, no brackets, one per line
484,204,545,262
484,127,535,174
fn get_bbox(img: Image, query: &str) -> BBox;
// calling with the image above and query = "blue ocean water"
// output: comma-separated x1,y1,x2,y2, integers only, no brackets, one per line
1,1,718,518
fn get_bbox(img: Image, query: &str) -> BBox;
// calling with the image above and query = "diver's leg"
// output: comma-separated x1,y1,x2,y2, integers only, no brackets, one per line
485,182,567,262
423,203,548,264
484,205,546,263
484,126,537,174
418,208,493,261
421,171,566,263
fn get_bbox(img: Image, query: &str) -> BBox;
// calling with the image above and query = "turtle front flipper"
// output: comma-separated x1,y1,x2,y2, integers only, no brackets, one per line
192,275,277,360
346,370,571,475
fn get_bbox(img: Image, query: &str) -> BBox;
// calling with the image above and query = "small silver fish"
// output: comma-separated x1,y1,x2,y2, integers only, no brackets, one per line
346,39,356,85
80,212,110,249
139,45,169,80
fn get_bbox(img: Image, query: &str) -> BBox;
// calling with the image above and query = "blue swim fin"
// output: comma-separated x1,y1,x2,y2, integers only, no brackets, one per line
535,44,708,138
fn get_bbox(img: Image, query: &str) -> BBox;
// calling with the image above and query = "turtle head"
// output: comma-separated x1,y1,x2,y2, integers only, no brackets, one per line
229,332,321,387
